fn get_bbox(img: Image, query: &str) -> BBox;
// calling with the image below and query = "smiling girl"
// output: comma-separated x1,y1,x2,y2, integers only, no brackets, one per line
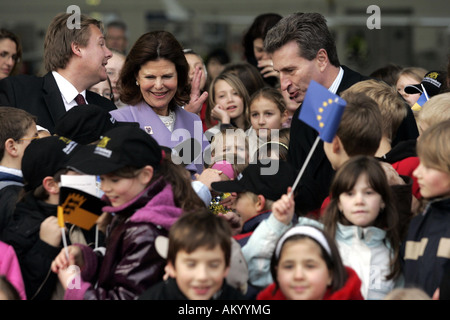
244,155,403,300
257,225,363,300
51,126,205,300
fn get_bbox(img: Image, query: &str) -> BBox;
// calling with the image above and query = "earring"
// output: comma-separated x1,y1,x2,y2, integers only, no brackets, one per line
136,81,139,86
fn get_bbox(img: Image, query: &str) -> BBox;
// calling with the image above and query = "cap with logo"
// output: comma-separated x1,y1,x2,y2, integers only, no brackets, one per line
54,104,139,145
67,126,162,175
21,136,81,191
404,70,445,98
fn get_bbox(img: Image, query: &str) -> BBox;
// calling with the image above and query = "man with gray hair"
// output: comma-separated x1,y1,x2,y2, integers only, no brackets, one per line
264,12,417,215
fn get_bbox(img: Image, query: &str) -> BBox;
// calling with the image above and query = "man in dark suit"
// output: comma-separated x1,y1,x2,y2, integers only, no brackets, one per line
264,12,418,215
0,12,116,134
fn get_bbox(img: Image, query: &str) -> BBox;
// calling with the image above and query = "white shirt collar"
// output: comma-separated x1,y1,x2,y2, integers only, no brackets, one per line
52,71,86,111
328,66,344,94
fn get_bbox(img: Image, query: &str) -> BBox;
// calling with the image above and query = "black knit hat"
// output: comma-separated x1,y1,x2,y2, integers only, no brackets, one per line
54,104,139,144
67,126,162,175
21,136,81,191
211,160,296,201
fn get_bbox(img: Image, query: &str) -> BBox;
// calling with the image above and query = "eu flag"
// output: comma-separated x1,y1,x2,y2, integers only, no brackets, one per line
298,80,347,143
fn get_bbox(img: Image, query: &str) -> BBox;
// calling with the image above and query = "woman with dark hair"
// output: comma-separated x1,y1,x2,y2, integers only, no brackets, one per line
110,31,209,175
242,13,282,87
0,29,22,79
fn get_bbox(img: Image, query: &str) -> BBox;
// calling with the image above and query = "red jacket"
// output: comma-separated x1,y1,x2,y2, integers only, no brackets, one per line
256,267,364,300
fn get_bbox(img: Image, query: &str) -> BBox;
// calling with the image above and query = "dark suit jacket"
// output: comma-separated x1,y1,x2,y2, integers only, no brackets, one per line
288,65,418,215
0,72,117,133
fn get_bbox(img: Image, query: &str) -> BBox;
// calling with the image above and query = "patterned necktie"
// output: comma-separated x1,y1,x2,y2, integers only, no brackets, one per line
74,94,86,105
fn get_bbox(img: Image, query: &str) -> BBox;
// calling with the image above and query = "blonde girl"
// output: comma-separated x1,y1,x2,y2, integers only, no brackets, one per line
205,73,250,139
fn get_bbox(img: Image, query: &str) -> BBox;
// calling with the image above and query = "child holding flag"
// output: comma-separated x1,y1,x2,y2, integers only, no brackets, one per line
50,126,205,300
1,136,83,300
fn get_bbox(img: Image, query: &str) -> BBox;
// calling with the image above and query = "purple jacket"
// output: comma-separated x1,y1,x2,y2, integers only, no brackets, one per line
0,241,26,300
110,102,210,174
64,177,183,300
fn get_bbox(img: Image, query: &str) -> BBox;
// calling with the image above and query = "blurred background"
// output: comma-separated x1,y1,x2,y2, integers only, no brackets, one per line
1,0,449,76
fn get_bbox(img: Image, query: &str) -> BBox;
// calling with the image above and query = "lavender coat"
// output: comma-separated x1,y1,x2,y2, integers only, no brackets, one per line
110,102,210,174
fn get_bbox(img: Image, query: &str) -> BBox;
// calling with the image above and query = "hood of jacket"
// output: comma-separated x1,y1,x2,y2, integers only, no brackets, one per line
378,139,417,164
257,266,364,300
101,176,183,231
336,222,387,248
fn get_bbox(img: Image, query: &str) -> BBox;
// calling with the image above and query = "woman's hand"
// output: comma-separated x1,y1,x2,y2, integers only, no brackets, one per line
257,59,279,79
184,66,209,114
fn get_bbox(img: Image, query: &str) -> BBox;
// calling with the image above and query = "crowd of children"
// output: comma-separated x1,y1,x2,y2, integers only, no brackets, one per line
0,10,449,302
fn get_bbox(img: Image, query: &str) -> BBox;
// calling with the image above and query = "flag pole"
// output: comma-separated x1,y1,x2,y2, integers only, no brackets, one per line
57,206,70,261
288,135,321,198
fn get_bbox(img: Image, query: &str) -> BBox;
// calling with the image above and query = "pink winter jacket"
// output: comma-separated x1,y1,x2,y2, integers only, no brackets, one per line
0,241,27,299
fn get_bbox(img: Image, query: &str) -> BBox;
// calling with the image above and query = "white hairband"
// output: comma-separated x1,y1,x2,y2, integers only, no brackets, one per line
275,226,332,259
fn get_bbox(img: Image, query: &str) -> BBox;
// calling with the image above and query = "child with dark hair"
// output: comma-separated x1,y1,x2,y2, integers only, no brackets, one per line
2,136,82,300
139,208,245,300
0,106,37,235
245,156,404,300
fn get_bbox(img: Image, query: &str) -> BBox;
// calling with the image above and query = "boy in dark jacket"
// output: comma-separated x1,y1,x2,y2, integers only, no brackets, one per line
0,107,37,236
402,120,450,297
1,136,81,300
139,208,244,300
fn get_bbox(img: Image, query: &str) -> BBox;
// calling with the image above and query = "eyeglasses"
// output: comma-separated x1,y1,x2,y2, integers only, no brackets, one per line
17,135,40,142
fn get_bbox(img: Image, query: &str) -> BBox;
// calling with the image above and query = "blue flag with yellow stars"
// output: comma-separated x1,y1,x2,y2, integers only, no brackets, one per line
298,80,347,143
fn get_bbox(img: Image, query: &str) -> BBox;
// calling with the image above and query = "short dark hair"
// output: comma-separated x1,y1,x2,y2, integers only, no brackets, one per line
264,12,340,67
167,209,232,267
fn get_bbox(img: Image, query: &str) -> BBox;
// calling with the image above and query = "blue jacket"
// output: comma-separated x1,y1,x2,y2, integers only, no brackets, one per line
234,210,271,247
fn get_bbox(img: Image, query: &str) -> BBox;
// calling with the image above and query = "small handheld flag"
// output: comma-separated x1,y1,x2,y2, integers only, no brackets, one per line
411,85,429,112
298,80,347,143
57,206,70,261
289,80,347,196
59,187,104,230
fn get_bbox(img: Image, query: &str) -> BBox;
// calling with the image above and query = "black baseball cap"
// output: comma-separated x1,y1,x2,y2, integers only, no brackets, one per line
404,70,446,98
54,104,139,144
211,160,296,201
21,136,81,191
66,126,162,175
